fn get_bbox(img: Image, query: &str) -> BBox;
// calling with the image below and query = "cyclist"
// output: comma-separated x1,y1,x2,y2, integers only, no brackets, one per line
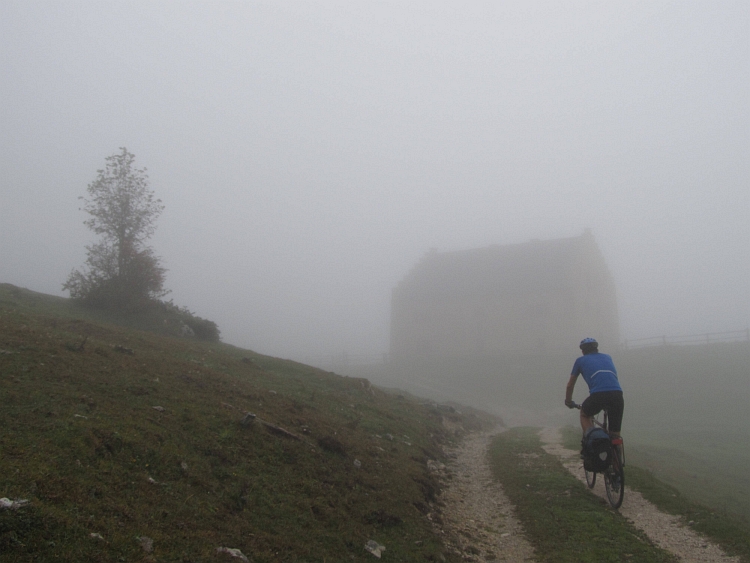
564,337,624,439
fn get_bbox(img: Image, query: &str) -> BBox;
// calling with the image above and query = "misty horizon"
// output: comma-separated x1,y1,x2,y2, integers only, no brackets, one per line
2,1,748,362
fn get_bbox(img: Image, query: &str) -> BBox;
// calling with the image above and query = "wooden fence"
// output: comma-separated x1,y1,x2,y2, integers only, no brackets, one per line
623,328,750,350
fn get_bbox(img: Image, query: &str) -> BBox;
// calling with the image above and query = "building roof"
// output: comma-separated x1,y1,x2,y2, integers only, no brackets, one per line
394,231,605,299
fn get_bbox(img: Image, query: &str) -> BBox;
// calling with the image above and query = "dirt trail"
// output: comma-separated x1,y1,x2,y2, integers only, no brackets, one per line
539,427,740,563
436,430,536,562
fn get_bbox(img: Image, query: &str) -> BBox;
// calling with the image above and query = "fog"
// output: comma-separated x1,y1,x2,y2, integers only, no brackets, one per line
1,1,748,363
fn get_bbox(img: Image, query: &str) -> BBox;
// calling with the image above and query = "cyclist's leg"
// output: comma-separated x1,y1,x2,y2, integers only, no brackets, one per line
606,391,624,437
579,395,600,458
580,409,594,434
606,392,625,462
580,394,604,435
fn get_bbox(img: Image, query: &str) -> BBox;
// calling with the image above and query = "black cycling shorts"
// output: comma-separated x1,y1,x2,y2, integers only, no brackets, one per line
581,390,624,433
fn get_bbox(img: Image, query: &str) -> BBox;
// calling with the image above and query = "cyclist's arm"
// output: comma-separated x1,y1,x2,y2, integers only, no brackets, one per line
565,374,578,407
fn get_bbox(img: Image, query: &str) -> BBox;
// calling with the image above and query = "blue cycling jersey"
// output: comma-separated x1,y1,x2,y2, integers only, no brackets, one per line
571,352,622,394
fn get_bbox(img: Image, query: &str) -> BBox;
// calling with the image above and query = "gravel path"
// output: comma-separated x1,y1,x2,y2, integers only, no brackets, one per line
434,430,536,562
538,427,740,563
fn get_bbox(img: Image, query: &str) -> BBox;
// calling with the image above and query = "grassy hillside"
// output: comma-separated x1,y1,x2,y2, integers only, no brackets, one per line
618,344,750,518
0,284,497,562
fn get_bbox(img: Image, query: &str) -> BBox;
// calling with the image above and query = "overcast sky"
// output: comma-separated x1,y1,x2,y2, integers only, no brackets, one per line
1,1,748,362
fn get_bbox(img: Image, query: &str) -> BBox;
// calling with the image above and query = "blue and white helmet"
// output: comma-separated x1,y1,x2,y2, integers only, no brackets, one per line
579,337,598,349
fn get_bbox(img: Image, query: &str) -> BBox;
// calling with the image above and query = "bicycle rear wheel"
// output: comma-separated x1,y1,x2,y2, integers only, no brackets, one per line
604,447,624,508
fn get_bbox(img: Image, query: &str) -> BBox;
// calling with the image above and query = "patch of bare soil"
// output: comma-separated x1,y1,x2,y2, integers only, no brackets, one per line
433,430,536,562
539,427,740,563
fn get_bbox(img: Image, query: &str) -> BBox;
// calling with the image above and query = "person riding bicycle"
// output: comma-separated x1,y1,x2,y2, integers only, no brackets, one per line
564,337,624,439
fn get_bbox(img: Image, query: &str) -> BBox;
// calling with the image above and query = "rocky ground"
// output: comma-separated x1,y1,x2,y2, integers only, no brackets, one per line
434,427,739,563
432,429,535,562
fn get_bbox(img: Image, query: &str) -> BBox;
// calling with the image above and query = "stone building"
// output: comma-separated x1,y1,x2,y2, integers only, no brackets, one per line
390,230,620,360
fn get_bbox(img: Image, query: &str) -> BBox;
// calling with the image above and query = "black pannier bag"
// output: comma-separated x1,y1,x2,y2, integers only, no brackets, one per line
582,427,612,472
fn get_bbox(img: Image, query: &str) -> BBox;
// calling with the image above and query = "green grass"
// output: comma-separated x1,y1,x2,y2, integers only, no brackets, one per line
489,427,676,563
0,284,502,562
618,343,750,520
561,425,750,563
615,439,750,520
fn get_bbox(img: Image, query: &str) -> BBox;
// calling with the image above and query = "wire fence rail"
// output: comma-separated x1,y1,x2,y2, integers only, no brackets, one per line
623,328,750,350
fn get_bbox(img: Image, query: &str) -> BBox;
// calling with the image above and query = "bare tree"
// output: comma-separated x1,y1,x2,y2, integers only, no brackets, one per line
64,148,168,310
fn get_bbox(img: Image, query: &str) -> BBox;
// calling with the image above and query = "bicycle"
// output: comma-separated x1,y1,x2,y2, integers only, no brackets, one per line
572,403,625,509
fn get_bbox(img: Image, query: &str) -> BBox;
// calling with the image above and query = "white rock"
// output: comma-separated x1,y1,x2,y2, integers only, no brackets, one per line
136,536,154,553
365,540,386,558
0,498,29,510
216,547,250,562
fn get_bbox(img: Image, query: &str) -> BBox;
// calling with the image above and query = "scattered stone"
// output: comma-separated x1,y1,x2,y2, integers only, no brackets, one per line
65,336,88,352
152,406,165,412
241,412,302,441
365,540,386,558
269,390,277,395
147,477,158,484
385,434,394,441
427,460,446,473
0,498,29,510
216,547,250,562
135,536,153,553
74,414,88,419
181,461,189,472
354,459,362,469
241,412,256,426
90,532,105,540
113,345,134,355
260,420,301,440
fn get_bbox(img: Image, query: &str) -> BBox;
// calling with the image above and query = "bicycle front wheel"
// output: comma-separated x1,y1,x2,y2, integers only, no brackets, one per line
604,448,624,509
